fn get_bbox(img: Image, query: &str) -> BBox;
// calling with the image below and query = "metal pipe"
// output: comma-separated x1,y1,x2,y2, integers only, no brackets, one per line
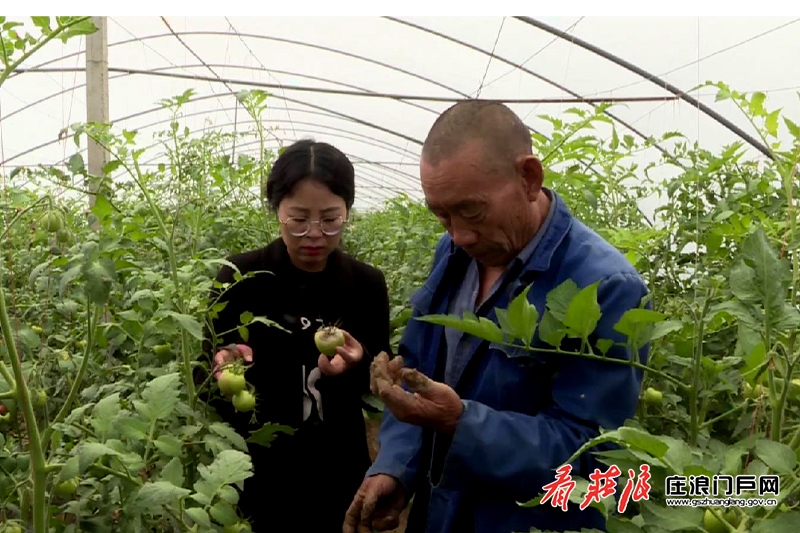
0,89,425,167
385,16,676,162
514,16,774,160
19,66,678,105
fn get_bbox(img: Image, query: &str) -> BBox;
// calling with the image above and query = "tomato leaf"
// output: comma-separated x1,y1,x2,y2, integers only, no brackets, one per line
77,442,123,473
505,284,538,347
247,423,296,449
185,507,212,528
209,422,248,452
193,449,253,499
538,309,566,348
545,279,580,321
210,501,240,526
754,438,797,474
159,457,185,487
89,392,120,439
167,312,205,341
563,281,602,340
141,372,181,421
154,435,184,458
751,512,800,533
614,308,668,350
415,312,504,344
133,481,191,511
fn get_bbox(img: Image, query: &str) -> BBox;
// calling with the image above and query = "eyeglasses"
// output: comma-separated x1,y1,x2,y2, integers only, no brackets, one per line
280,216,346,237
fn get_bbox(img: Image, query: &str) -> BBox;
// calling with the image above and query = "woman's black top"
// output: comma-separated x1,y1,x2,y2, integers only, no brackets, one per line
200,237,391,532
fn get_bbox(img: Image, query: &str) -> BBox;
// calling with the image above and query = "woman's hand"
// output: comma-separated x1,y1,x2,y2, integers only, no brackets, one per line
212,343,253,379
318,330,364,376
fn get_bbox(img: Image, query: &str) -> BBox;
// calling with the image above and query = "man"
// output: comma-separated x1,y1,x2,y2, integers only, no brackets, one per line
344,101,650,533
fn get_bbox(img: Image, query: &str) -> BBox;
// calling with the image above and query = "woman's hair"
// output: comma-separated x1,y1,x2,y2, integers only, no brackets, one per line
265,138,355,212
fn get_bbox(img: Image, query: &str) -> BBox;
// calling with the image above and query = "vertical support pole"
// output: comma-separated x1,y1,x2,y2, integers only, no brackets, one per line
85,16,108,225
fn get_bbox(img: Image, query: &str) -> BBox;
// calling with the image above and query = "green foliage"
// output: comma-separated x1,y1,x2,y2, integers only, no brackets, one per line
1,15,800,532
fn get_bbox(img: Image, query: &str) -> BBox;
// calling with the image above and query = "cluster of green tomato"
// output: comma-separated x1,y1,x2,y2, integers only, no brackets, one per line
217,365,256,413
38,208,73,245
0,389,48,424
216,326,345,412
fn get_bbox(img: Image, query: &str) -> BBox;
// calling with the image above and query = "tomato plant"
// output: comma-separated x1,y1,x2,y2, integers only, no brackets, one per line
1,15,800,533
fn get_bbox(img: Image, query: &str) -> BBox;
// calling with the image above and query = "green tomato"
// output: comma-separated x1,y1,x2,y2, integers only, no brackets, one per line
315,326,345,357
218,370,247,397
748,383,764,399
54,476,80,497
232,390,256,413
56,228,73,244
0,522,24,533
33,389,47,408
0,457,16,472
702,509,727,533
702,508,739,533
42,211,63,233
31,325,44,335
643,387,663,405
16,453,30,472
153,343,171,357
0,412,10,424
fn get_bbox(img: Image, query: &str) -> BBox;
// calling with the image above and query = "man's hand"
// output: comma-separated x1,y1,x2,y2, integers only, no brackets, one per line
318,329,364,376
212,344,253,379
370,352,464,435
343,474,407,533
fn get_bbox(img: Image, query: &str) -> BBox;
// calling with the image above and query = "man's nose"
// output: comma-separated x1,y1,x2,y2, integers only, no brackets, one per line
450,226,478,248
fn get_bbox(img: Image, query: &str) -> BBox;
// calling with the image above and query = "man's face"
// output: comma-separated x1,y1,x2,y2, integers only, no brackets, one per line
420,140,541,268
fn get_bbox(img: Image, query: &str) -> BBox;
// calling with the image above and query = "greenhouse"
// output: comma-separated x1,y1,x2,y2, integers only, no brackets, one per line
1,15,799,533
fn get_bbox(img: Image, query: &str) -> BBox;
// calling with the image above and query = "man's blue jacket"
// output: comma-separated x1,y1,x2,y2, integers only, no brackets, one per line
366,192,650,533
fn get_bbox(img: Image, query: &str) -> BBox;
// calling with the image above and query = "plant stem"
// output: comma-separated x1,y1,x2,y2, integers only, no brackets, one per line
772,149,800,442
764,474,800,519
43,463,64,474
468,336,688,389
0,358,15,389
689,300,708,446
164,122,197,412
790,425,800,450
0,284,47,533
0,17,92,88
700,402,748,429
41,305,100,449
132,154,195,410
0,196,50,243
82,133,198,410
142,419,158,466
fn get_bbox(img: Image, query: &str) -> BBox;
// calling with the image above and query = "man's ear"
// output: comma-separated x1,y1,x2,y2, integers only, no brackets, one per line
516,155,544,201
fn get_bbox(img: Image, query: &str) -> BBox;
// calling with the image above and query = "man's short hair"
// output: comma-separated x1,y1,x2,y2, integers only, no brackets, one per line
421,100,532,170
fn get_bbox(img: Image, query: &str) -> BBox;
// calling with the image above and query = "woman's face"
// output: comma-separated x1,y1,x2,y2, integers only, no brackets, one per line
276,179,348,272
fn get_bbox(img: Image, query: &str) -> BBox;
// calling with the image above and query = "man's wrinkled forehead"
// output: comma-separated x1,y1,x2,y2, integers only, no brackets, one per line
425,194,487,213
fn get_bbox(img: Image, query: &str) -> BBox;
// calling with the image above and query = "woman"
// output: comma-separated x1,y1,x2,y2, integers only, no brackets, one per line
201,139,391,532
